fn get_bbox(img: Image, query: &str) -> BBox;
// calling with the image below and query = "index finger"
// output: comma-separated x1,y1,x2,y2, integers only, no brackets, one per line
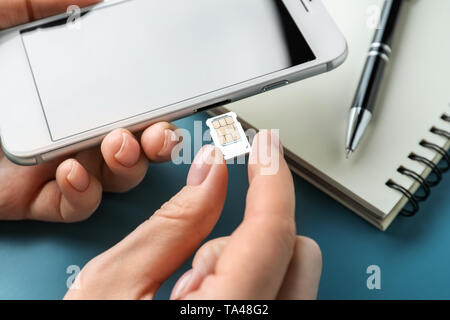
195,130,297,299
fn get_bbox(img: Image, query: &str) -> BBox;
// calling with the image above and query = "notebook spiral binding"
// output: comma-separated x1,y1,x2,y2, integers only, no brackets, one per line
386,110,450,217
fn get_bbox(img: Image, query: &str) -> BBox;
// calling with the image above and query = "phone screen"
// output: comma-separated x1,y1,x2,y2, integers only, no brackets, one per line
21,0,315,140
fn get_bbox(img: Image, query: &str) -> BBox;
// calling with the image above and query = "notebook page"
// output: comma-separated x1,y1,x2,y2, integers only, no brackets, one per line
226,0,450,217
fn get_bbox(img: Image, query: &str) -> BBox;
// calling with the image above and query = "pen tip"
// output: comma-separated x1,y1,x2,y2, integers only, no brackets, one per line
346,149,353,159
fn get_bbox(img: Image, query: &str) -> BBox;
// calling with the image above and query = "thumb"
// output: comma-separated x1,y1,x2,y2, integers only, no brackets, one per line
0,0,101,29
65,145,228,300
183,131,297,300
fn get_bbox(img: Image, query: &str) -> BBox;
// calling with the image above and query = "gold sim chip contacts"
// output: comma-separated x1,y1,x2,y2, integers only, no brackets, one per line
206,112,251,160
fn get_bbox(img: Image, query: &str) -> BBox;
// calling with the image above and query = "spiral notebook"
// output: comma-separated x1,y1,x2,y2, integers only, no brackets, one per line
209,0,450,230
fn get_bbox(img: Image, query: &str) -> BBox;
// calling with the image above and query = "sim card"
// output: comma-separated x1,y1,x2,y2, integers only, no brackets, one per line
206,112,251,160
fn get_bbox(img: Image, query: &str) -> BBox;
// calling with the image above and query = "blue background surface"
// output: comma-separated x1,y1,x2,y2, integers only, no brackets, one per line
0,113,449,300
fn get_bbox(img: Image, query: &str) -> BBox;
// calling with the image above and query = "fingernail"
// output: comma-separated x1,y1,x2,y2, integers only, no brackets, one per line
114,132,140,168
187,145,216,186
158,129,180,157
271,130,284,155
67,160,90,192
171,269,194,300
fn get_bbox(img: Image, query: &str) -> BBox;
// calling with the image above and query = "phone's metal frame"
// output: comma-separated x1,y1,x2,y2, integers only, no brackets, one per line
0,0,347,165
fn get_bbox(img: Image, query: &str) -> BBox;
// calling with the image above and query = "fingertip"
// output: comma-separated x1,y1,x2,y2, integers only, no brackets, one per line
57,159,90,193
171,269,194,300
159,128,182,159
187,145,228,189
296,236,322,270
277,236,322,300
141,122,181,162
100,129,149,193
56,159,103,222
244,130,295,229
203,146,228,189
248,130,287,182
102,129,141,168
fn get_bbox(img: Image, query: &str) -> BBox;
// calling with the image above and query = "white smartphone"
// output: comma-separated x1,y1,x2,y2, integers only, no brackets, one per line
0,0,347,165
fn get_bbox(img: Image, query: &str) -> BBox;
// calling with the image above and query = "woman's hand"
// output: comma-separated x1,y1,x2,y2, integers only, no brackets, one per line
65,131,322,300
0,0,181,223
0,123,180,222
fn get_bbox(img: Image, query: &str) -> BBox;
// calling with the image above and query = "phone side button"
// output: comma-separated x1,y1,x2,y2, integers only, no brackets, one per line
262,80,290,92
